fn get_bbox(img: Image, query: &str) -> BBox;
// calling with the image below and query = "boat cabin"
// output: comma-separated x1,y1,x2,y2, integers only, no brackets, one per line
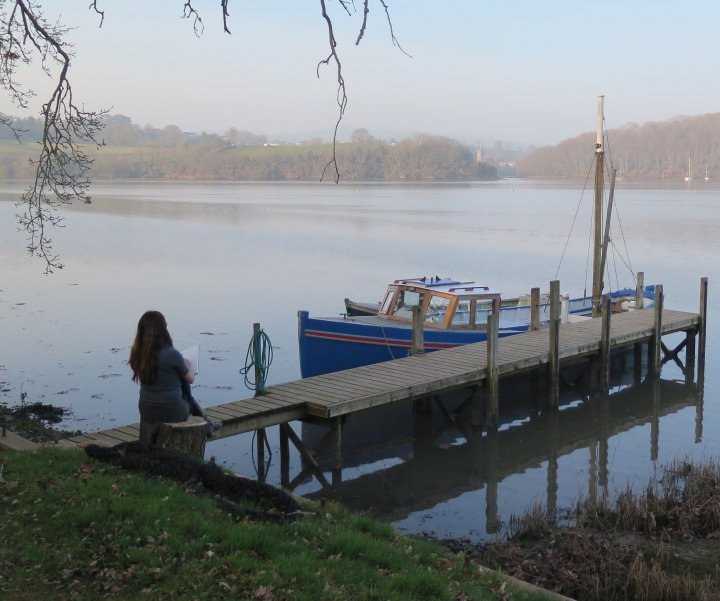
378,277,502,330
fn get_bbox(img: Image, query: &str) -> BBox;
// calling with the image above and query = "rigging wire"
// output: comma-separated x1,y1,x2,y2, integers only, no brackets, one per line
554,155,595,291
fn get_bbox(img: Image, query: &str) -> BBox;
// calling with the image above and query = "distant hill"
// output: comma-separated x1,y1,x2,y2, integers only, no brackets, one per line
516,113,720,180
0,114,497,182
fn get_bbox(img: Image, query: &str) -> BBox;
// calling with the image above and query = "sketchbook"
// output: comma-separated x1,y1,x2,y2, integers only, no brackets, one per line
181,344,200,375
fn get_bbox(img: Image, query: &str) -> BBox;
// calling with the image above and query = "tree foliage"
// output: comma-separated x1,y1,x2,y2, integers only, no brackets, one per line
517,113,720,180
1,0,406,272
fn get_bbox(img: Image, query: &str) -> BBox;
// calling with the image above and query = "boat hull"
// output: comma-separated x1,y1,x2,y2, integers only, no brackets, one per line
298,311,528,378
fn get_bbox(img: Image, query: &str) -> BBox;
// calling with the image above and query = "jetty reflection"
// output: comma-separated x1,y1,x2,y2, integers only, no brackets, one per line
298,367,703,536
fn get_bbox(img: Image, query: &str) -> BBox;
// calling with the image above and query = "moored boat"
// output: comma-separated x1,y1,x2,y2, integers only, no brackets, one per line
298,97,656,379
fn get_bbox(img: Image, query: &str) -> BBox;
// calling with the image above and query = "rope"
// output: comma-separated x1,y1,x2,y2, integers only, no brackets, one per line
240,329,273,394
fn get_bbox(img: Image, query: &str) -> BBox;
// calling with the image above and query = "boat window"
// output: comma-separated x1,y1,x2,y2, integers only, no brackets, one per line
475,299,494,324
380,290,395,314
393,290,424,320
425,295,450,325
452,299,472,325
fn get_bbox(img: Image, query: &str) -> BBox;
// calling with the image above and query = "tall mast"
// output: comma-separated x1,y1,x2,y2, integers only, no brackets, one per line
592,95,605,317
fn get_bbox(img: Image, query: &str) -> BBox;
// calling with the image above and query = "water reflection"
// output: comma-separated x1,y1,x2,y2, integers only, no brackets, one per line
298,370,702,541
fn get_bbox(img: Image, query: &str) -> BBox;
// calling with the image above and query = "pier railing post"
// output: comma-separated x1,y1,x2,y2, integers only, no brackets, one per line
253,322,265,396
649,284,663,376
548,280,560,409
486,311,499,428
698,276,708,376
411,305,424,356
599,295,612,392
635,271,644,308
530,287,540,331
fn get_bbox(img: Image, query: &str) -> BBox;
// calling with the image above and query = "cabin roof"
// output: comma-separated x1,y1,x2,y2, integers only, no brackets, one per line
391,276,500,297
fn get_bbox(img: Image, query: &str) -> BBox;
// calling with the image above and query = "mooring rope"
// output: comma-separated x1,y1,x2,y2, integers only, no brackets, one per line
239,328,273,394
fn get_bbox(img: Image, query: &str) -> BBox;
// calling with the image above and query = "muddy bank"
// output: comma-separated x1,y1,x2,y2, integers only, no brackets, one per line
427,458,720,601
0,401,79,443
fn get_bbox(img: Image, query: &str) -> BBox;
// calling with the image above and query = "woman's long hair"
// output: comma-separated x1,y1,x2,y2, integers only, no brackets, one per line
129,311,173,384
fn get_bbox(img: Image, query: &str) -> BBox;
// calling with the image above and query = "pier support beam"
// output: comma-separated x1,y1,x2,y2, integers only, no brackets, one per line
698,276,708,379
599,295,612,392
486,312,499,428
530,287,541,331
410,305,424,356
649,284,663,376
548,280,560,409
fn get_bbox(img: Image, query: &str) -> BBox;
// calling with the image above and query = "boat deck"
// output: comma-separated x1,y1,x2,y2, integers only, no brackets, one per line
65,307,701,448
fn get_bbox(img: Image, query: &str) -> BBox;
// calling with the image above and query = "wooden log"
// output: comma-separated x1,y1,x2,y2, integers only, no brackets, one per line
154,415,207,459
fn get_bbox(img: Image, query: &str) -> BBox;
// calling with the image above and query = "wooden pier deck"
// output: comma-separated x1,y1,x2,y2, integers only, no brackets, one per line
66,307,702,449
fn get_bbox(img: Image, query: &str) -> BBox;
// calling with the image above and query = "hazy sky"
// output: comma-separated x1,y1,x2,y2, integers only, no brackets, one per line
3,1,719,147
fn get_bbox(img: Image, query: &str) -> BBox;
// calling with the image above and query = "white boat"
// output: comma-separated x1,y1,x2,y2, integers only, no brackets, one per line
685,157,692,182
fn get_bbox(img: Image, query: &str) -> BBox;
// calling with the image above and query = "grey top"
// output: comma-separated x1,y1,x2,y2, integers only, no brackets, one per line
138,344,188,403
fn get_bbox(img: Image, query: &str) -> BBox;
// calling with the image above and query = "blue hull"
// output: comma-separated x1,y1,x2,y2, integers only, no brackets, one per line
298,311,528,378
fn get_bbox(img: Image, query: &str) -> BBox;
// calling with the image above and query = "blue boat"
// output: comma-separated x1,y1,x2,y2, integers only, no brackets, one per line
298,276,655,378
298,97,657,379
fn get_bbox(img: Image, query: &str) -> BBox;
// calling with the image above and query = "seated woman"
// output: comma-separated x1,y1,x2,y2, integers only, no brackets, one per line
129,310,196,446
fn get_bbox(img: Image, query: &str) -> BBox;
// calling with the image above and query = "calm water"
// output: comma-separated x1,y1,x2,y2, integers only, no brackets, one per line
1,179,718,542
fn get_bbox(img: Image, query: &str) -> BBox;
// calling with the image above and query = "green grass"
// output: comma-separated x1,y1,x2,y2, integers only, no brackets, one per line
0,447,555,601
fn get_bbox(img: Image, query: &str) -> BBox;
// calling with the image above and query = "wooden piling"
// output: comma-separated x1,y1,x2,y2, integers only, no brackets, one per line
548,280,560,409
486,312,499,428
599,295,612,391
698,276,708,373
530,287,540,331
279,424,290,488
253,322,265,396
410,305,424,356
649,284,664,375
635,271,644,308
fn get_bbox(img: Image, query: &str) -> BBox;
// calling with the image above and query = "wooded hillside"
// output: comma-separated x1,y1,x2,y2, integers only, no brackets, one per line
0,115,497,182
517,113,720,179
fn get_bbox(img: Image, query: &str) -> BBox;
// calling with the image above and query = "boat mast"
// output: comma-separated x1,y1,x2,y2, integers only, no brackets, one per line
592,95,605,317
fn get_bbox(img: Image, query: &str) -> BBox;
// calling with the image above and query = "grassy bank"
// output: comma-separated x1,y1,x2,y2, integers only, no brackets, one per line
459,457,720,601
0,446,554,601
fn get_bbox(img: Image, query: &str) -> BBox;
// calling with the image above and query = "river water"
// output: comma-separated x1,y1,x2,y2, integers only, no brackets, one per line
1,179,717,542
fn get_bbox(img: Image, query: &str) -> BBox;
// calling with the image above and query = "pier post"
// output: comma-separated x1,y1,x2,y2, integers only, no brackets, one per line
649,284,664,376
599,295,612,392
698,277,708,376
530,287,540,331
635,271,644,308
256,428,267,482
253,322,265,395
410,305,424,356
279,424,290,488
486,311,499,428
548,280,560,409
331,418,343,487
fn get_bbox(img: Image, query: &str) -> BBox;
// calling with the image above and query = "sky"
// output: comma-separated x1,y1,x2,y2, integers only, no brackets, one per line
2,0,720,147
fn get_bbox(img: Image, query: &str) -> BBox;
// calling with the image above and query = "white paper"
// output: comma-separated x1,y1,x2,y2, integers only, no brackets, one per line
181,344,199,375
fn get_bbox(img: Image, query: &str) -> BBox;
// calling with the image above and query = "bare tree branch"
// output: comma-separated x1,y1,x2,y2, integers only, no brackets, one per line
182,1,205,37
0,0,407,270
318,0,347,183
6,1,106,272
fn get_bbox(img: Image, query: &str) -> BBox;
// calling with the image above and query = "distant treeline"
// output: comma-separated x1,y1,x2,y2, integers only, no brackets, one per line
517,112,720,179
0,114,497,182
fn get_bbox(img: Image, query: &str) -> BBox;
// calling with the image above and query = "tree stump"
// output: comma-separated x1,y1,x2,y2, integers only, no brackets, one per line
154,416,207,459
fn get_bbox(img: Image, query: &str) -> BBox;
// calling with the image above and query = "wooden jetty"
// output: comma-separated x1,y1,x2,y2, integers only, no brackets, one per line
64,278,707,489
